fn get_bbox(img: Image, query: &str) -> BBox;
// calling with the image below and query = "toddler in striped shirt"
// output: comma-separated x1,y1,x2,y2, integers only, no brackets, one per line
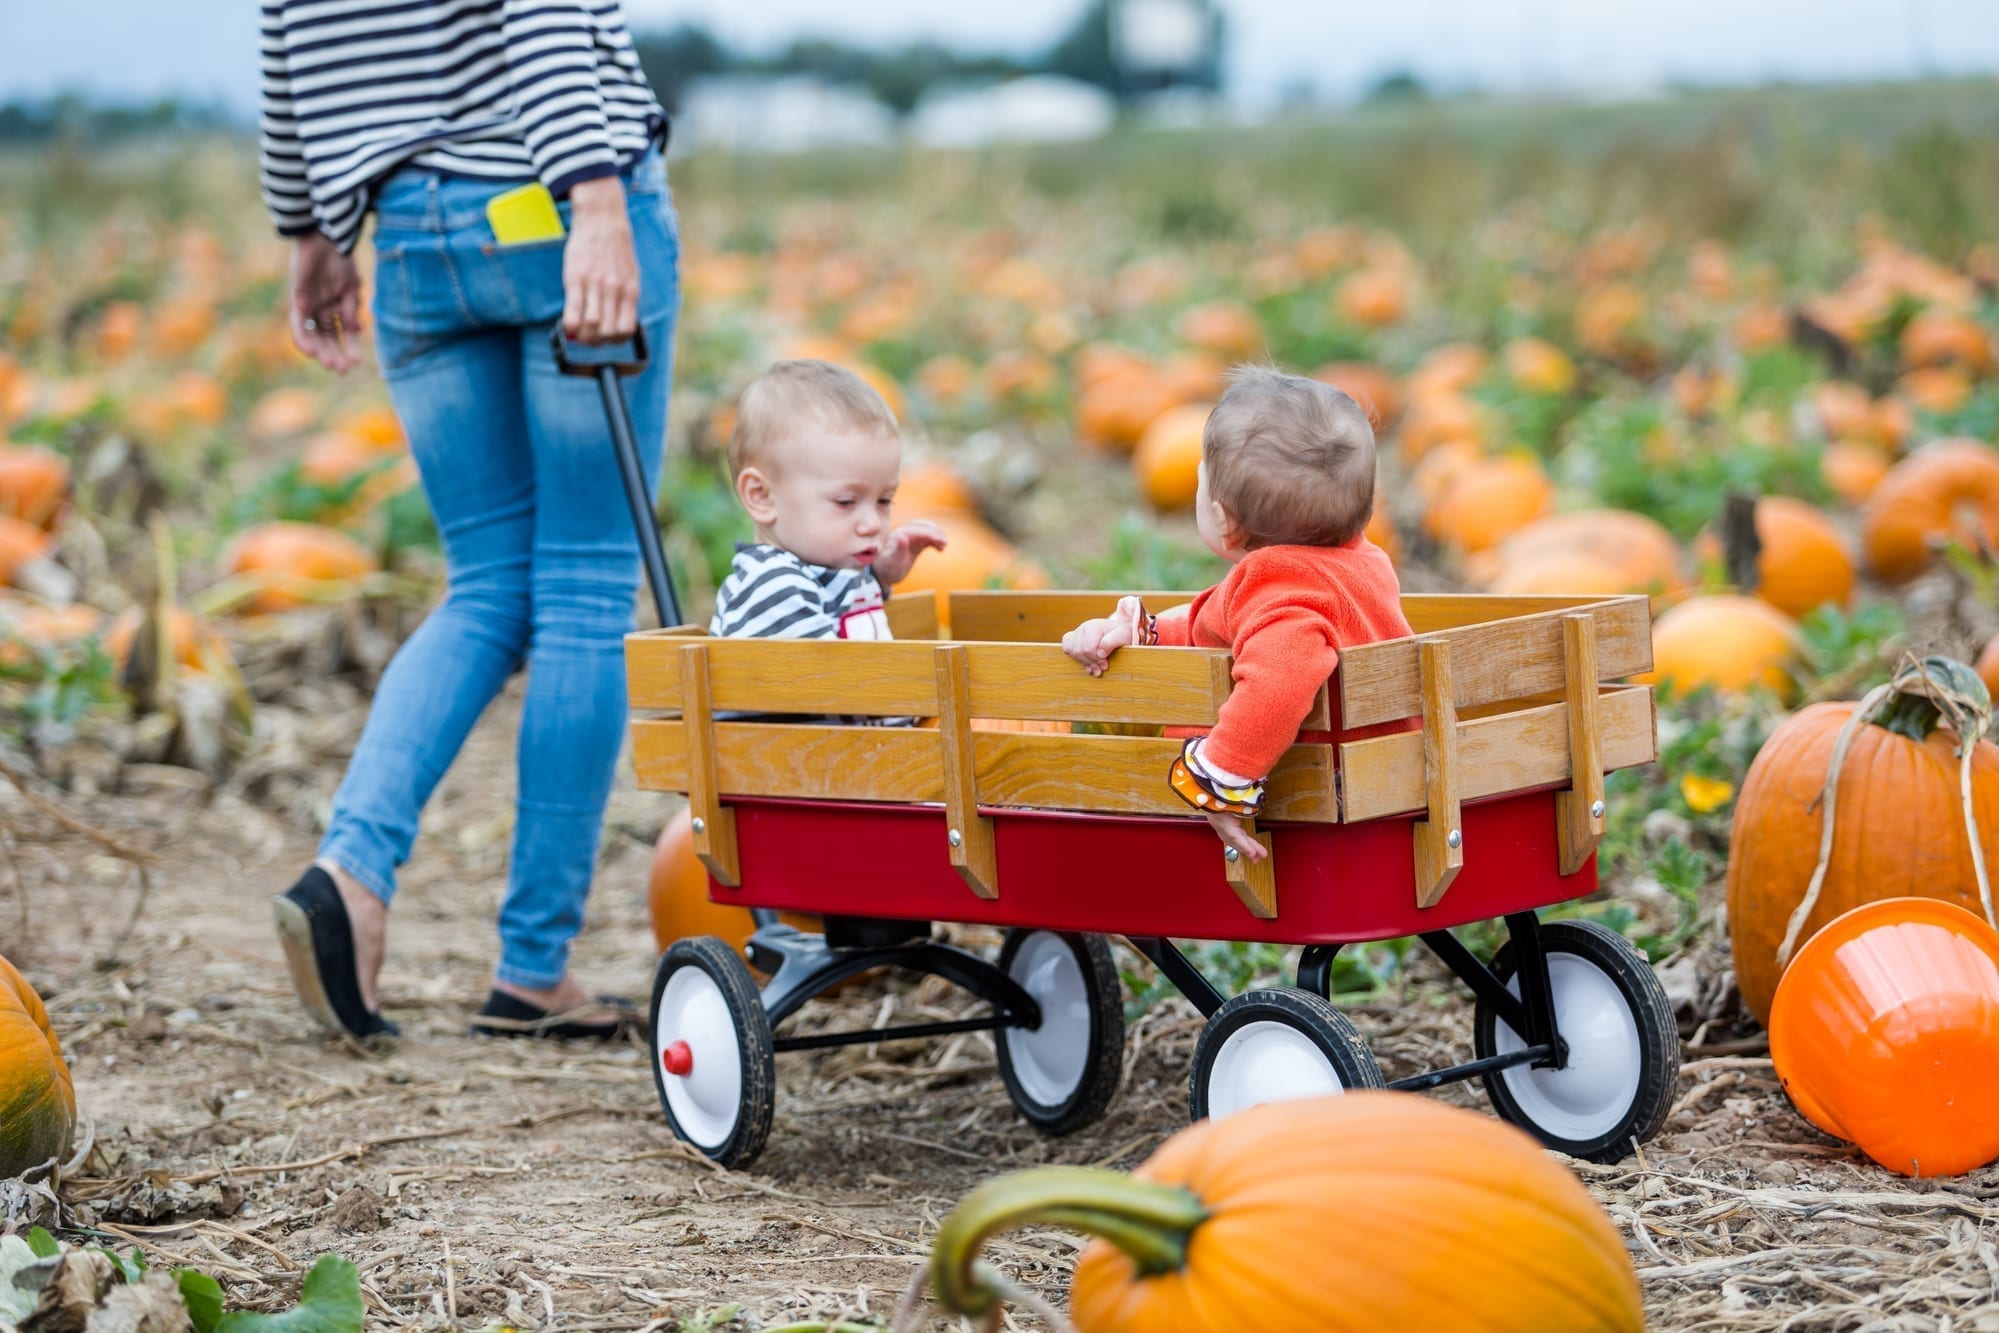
709,360,946,641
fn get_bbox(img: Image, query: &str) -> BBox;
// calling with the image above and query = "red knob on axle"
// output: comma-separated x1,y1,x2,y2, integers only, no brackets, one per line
661,1040,694,1076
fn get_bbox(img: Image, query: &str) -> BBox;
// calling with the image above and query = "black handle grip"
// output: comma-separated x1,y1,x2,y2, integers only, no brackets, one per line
550,324,650,378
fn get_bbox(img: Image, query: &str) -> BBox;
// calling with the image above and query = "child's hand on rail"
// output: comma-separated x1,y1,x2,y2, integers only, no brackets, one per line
1205,810,1268,861
1062,595,1148,675
873,519,948,586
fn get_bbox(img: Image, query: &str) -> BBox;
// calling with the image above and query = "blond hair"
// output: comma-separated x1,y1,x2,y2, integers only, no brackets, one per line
1203,365,1377,549
729,359,899,478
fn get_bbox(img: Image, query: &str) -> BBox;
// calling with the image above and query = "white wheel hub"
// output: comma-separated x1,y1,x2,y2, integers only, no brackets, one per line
655,965,744,1150
1493,954,1642,1142
1206,1020,1346,1120
1004,934,1092,1109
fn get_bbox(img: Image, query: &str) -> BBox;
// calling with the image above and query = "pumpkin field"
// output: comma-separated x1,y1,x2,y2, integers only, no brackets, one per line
7,77,1999,1329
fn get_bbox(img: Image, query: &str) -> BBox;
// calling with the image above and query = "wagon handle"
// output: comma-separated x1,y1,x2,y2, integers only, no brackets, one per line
550,325,680,629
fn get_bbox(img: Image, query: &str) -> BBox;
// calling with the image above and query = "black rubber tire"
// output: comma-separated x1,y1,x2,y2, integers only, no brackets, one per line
1189,987,1385,1121
1473,919,1680,1163
648,936,776,1169
995,931,1125,1135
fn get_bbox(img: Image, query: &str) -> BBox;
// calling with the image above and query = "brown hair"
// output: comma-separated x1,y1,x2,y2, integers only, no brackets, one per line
1203,365,1378,549
729,359,898,478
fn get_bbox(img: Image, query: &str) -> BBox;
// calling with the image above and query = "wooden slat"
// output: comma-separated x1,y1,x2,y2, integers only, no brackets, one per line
947,591,1196,644
1401,594,1625,634
628,636,942,714
1339,596,1652,728
1555,614,1606,876
1412,639,1463,909
963,643,1230,725
936,646,998,898
677,643,740,886
1338,685,1656,822
885,591,940,641
1224,826,1277,919
632,723,1339,822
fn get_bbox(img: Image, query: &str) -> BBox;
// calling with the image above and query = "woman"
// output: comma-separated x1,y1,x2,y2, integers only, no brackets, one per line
258,0,679,1042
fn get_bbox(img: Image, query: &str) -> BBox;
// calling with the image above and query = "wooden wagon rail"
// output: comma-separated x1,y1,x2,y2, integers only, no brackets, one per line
626,591,1657,914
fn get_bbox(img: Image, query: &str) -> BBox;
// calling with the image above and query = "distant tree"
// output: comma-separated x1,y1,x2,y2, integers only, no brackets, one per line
1363,70,1430,105
631,24,728,112
1046,0,1224,99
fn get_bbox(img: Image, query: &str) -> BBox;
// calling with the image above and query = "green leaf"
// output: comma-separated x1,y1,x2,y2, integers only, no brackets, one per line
178,1269,225,1333
25,1227,61,1259
216,1255,364,1333
1,1235,48,1324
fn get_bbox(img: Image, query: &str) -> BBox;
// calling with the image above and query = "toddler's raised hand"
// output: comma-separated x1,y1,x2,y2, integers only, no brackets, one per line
874,519,948,585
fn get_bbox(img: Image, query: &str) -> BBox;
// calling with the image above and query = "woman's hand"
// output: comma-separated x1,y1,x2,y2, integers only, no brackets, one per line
872,519,947,586
563,176,639,344
288,233,363,374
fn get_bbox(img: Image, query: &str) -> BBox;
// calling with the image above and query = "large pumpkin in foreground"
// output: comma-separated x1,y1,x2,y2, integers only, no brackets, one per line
0,953,75,1178
1727,657,1999,1025
930,1093,1642,1332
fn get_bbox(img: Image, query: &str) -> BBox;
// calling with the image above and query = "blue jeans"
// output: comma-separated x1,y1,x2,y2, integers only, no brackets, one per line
320,149,678,990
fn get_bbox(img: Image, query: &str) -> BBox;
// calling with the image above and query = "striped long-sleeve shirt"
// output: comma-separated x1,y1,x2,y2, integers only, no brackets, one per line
259,0,666,252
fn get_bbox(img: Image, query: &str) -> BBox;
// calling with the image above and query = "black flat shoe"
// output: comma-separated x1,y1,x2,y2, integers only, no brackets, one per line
271,867,400,1043
470,989,633,1041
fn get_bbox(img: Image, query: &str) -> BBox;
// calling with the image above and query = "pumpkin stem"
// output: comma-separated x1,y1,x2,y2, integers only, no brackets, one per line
927,1166,1208,1318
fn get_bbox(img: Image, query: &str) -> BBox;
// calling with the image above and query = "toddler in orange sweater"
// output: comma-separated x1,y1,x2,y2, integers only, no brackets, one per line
1063,367,1411,861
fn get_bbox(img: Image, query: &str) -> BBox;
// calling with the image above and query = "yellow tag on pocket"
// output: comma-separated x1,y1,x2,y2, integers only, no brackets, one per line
486,182,565,246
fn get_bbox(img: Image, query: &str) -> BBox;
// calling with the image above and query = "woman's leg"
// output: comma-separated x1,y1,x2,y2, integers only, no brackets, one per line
494,178,681,998
317,329,538,925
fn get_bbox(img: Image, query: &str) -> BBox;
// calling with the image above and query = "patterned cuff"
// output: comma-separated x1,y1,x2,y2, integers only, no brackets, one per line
1168,737,1266,817
1130,598,1159,647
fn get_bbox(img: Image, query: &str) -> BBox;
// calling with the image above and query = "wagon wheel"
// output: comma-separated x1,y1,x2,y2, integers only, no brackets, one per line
995,930,1125,1135
1189,987,1385,1122
649,935,775,1168
1474,920,1680,1164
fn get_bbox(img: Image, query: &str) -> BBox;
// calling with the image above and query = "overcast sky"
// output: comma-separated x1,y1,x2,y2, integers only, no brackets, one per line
5,0,1997,114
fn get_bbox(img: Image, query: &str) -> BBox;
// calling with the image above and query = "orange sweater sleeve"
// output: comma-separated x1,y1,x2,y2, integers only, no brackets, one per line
1152,602,1194,647
1200,601,1340,780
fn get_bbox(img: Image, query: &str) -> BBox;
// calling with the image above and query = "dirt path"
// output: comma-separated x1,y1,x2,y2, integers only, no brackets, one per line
9,681,1996,1330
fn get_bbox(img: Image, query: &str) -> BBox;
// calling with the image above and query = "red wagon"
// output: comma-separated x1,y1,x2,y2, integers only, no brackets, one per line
623,588,1676,1169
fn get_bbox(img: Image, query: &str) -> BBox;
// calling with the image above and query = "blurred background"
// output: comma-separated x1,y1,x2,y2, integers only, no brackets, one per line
1,0,1997,947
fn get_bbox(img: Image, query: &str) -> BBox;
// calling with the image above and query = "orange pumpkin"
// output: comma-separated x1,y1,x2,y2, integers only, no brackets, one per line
1732,302,1791,353
1312,362,1399,430
1177,301,1263,361
891,513,1046,601
1641,594,1800,698
1727,657,1999,1024
1812,381,1882,445
247,386,325,442
1821,441,1892,505
0,516,54,586
1901,308,1995,377
916,354,976,406
1744,496,1853,620
1133,403,1212,510
219,522,379,614
1501,337,1577,396
1899,365,1973,415
1479,509,1683,600
0,445,70,529
1425,455,1551,553
1861,439,1999,581
0,598,104,668
1397,394,1486,461
1402,343,1489,400
893,461,978,519
1979,638,1999,703
1364,501,1398,562
1335,268,1408,328
983,350,1059,402
928,1093,1642,1333
300,433,419,521
1078,363,1181,454
0,952,76,1178
105,606,234,678
648,810,818,958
